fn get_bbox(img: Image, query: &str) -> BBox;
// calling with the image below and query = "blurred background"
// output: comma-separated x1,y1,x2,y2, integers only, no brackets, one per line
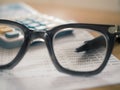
0,0,120,24
0,0,120,12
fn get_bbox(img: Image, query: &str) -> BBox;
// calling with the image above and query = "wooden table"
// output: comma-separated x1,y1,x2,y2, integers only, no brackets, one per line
26,2,120,90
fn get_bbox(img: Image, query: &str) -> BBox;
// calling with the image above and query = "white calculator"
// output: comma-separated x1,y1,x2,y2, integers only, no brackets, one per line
0,3,72,48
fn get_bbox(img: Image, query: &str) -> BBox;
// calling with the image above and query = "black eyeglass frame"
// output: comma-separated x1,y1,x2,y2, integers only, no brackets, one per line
0,19,117,76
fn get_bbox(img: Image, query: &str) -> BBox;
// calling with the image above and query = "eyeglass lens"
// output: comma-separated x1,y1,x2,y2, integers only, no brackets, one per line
53,28,107,72
0,23,24,66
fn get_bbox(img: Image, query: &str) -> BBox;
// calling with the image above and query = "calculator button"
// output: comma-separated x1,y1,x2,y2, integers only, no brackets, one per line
28,23,40,28
5,31,19,38
28,27,36,30
22,20,33,25
36,21,46,25
35,26,47,31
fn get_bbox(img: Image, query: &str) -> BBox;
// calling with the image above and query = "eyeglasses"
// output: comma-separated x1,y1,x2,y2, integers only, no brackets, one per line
0,19,119,76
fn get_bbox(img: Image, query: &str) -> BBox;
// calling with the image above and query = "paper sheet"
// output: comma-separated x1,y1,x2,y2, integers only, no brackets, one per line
0,46,120,90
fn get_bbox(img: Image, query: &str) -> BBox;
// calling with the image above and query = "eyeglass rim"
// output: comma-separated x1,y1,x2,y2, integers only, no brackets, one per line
0,19,31,69
0,19,116,76
46,23,116,76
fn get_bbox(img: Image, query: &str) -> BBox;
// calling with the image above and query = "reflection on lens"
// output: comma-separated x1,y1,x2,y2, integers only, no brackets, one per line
53,28,107,72
0,24,24,66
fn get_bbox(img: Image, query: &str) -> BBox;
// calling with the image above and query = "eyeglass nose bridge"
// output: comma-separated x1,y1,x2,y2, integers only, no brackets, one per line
30,31,47,42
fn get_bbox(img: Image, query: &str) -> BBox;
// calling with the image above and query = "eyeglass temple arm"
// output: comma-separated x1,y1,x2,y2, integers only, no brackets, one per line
75,36,106,52
118,26,120,34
